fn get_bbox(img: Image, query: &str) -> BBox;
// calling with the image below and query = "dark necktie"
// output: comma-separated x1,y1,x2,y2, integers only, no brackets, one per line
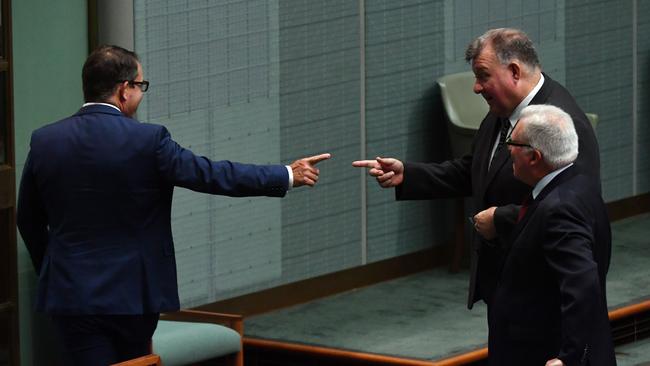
497,118,510,150
489,118,511,168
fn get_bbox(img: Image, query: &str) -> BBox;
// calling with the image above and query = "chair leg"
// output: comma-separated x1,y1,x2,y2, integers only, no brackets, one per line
449,198,465,273
235,350,243,366
222,351,243,366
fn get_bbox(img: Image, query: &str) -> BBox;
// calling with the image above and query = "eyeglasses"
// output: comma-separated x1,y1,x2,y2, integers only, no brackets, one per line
505,136,533,149
119,80,150,92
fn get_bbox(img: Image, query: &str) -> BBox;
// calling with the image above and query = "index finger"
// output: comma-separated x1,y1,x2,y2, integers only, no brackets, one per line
352,160,378,168
306,153,331,164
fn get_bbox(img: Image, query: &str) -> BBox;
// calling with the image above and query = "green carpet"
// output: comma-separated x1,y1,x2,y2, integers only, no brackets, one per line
246,213,650,361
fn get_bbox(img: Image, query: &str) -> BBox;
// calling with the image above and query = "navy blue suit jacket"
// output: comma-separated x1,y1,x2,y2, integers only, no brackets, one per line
17,104,289,315
489,168,614,366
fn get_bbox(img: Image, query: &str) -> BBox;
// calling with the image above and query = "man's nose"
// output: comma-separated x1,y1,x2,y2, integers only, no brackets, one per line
473,80,483,94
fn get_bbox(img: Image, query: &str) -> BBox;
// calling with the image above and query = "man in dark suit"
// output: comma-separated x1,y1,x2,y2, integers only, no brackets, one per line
352,28,600,309
16,45,330,365
488,104,614,366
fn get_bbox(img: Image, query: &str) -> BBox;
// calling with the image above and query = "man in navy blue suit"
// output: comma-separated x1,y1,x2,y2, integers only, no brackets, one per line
17,45,330,365
486,104,614,365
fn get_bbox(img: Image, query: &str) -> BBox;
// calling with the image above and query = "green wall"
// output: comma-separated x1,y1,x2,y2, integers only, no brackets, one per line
12,1,88,364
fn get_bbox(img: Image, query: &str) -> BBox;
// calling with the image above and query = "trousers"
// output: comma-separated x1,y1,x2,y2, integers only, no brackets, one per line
51,313,159,366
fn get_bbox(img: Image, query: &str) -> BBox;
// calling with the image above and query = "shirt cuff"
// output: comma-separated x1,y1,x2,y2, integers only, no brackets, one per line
285,165,293,190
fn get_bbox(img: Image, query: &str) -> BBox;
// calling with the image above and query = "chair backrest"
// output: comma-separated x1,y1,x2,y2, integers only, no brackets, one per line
585,113,598,130
437,71,489,157
438,72,599,156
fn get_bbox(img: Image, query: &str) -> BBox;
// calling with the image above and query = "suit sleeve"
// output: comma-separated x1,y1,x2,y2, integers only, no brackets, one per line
16,151,49,273
494,204,520,244
542,203,606,365
155,126,289,197
571,112,601,186
396,154,473,200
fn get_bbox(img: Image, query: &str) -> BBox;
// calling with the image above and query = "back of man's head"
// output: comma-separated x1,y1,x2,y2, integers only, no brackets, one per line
465,28,540,72
82,45,140,103
519,104,579,170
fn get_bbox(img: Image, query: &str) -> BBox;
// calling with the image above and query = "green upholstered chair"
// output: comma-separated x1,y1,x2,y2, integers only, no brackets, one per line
437,71,488,272
116,309,243,366
437,71,488,157
155,310,243,366
586,113,598,130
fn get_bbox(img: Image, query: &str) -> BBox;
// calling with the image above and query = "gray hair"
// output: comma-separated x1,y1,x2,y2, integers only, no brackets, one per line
518,105,579,170
465,28,541,71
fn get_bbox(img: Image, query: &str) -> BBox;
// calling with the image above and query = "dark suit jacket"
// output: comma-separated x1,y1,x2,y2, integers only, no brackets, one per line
17,104,289,315
396,74,601,308
488,167,614,366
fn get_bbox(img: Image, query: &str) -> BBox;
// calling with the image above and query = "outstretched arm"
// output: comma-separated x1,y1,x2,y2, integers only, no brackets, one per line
290,153,331,187
352,157,404,188
156,126,330,196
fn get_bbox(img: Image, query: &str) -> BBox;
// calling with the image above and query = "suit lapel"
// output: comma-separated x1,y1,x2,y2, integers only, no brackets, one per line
529,73,553,105
481,117,510,198
479,115,502,175
508,166,578,241
485,142,510,184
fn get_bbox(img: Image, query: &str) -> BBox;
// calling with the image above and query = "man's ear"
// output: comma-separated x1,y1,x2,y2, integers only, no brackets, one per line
508,62,522,82
118,81,129,101
529,149,543,165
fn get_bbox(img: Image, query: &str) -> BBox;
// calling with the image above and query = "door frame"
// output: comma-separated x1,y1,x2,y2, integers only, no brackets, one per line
0,0,18,364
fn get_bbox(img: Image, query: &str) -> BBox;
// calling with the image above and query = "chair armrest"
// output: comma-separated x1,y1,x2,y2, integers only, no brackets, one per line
110,354,161,366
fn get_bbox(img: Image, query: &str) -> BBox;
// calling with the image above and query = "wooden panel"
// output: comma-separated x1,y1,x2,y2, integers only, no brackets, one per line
0,165,13,209
0,70,7,165
0,0,18,364
607,192,650,222
245,338,438,366
0,309,16,366
0,311,8,363
198,246,447,317
0,209,10,301
110,354,161,366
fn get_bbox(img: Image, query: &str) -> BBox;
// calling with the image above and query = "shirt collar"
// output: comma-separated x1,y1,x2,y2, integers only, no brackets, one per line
532,162,573,199
83,102,122,113
507,73,545,127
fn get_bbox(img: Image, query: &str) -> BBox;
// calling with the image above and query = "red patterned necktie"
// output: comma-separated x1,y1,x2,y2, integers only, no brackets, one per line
517,195,532,223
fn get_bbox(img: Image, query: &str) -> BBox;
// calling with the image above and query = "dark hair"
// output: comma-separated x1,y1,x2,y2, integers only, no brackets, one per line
465,28,540,70
82,45,140,102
